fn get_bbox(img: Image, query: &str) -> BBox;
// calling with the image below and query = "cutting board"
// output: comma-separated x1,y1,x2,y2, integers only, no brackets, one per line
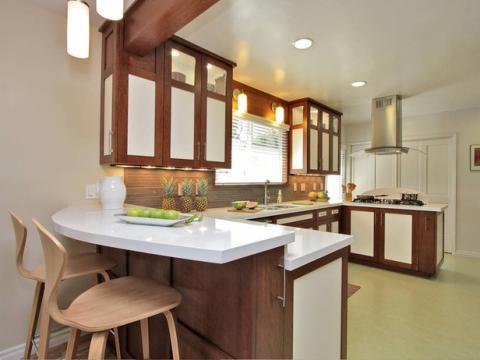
227,208,263,213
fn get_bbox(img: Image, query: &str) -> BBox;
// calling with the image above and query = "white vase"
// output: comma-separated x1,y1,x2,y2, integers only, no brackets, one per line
98,176,126,210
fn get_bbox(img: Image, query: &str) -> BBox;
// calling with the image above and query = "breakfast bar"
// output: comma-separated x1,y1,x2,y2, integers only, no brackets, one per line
52,206,352,359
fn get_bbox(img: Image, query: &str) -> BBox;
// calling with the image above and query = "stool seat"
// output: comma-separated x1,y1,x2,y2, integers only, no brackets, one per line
30,253,117,282
61,276,182,332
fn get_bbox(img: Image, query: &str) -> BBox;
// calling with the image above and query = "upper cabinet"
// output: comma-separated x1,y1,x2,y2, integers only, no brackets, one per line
289,98,342,175
99,22,234,168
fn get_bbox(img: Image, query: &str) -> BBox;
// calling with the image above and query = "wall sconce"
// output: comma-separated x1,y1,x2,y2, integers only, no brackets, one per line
233,89,248,114
272,103,285,124
67,0,90,59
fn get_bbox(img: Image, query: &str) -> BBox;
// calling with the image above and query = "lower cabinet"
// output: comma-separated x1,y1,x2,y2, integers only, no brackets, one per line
268,207,342,232
342,206,444,277
292,257,343,360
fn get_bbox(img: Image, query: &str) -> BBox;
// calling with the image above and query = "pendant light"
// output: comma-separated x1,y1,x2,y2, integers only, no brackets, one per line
96,0,124,21
67,0,90,59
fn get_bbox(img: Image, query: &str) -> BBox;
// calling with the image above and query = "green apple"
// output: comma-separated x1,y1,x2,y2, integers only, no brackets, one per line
151,209,166,219
164,210,180,220
127,208,141,217
139,209,152,218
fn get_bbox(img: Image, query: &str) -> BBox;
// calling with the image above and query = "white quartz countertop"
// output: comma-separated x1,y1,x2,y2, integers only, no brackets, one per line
204,201,343,220
283,228,353,271
343,202,447,212
52,207,295,264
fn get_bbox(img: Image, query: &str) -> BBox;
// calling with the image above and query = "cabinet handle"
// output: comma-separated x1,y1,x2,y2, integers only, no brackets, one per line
108,130,113,154
197,141,201,160
277,263,286,308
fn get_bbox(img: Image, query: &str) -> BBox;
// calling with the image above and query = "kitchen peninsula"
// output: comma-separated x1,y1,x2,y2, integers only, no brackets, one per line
52,206,352,360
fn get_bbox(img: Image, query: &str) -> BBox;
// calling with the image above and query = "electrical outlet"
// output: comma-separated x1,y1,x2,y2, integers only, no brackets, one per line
85,184,98,199
313,183,317,191
301,183,306,192
178,184,182,196
293,183,298,192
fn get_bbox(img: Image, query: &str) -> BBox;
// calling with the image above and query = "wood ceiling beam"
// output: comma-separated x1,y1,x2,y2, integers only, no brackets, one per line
124,0,220,57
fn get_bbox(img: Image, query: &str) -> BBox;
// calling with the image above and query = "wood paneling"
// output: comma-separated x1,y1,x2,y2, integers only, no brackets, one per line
124,0,221,56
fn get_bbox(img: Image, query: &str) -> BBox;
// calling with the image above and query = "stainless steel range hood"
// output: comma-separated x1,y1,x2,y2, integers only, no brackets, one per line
365,95,409,155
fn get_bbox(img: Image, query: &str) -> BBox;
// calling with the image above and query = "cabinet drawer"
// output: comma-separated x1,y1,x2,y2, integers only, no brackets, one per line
277,213,314,225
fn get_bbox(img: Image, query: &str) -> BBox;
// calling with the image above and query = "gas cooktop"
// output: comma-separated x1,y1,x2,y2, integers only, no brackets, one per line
353,195,424,206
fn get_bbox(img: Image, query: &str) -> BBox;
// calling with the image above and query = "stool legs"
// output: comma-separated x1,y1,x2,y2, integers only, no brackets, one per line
164,311,180,360
88,331,109,360
113,327,122,359
37,300,51,360
24,281,44,359
140,318,150,360
65,328,80,360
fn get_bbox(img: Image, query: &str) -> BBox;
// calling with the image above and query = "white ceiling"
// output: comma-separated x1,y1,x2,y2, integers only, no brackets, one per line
177,0,480,123
32,0,480,124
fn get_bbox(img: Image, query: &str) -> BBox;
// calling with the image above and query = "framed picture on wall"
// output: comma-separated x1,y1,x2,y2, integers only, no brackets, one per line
471,145,480,171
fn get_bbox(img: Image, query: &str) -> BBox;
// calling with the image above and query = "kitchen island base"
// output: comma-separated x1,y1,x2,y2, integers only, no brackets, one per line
100,246,348,359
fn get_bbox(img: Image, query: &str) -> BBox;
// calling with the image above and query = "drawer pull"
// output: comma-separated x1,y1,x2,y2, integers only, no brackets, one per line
332,209,339,215
318,211,327,217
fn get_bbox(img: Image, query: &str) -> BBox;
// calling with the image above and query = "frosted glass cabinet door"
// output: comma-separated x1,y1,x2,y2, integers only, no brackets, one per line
309,128,318,170
322,132,330,171
291,128,304,170
127,75,156,157
332,135,339,172
205,98,226,163
103,74,113,156
170,87,195,160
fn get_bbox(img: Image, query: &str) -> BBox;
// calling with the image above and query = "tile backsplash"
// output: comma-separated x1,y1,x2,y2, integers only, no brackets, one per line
124,169,325,209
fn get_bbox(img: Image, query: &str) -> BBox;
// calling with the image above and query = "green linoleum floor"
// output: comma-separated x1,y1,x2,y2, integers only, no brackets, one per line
347,254,480,360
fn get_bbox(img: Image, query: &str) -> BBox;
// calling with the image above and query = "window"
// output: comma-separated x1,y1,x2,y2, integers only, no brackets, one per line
326,147,345,202
216,114,288,184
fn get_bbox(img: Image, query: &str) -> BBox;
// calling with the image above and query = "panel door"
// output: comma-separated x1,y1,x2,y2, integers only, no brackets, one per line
164,41,201,167
381,211,414,268
349,209,376,259
200,56,232,168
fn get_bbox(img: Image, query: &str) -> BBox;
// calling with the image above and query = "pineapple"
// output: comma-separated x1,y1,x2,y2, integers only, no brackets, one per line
180,179,194,213
195,178,208,212
161,177,177,210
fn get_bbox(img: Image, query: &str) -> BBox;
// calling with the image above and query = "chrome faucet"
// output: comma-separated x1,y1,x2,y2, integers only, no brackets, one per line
264,179,271,208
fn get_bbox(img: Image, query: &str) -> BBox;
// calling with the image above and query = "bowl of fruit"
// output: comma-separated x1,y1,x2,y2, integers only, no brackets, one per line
116,208,195,227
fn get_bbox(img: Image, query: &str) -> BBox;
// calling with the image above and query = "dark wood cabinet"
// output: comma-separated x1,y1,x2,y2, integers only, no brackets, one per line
99,23,234,169
342,206,444,277
289,98,342,175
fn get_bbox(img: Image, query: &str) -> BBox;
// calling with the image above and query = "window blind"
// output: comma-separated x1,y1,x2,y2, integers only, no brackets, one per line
216,115,288,184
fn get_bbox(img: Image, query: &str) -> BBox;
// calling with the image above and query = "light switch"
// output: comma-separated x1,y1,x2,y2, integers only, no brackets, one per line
85,184,98,199
301,183,306,192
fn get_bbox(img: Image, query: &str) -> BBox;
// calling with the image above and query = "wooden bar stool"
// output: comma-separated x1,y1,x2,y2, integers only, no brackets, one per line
8,211,120,359
33,219,182,360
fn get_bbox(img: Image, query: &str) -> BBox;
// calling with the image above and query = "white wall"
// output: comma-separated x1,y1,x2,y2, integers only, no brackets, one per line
344,107,480,255
0,0,121,350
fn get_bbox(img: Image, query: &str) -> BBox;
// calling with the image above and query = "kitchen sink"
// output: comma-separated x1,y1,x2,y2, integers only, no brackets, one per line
260,204,302,211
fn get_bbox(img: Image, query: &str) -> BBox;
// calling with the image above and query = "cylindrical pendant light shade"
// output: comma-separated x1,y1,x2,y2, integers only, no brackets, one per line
237,92,248,114
96,0,124,21
67,0,90,59
275,106,285,124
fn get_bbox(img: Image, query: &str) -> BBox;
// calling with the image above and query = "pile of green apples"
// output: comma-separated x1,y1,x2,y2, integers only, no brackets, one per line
127,208,180,220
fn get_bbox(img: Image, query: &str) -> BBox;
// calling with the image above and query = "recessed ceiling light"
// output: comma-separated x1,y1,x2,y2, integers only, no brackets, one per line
293,38,313,50
352,81,367,88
